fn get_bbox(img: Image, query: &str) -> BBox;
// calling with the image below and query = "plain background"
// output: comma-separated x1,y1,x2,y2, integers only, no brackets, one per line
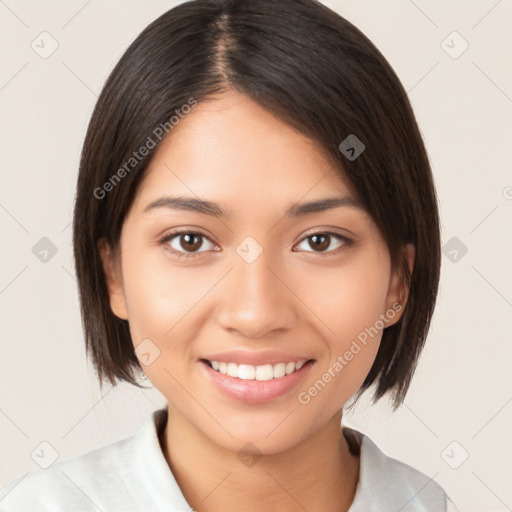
0,1,511,510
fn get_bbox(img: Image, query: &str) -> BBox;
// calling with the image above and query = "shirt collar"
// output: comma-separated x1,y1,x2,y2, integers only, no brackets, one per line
131,406,191,510
131,407,444,511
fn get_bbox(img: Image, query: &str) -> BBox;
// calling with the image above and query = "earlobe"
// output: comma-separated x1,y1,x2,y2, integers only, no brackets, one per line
385,243,415,325
98,238,129,320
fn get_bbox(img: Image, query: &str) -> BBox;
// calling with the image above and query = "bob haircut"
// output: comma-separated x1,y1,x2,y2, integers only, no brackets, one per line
72,0,441,408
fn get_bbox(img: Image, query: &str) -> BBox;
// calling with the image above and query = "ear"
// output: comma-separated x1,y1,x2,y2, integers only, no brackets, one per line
385,243,415,325
98,238,129,320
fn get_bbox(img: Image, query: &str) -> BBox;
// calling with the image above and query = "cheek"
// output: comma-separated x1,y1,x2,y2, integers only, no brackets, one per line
294,252,391,404
119,245,230,390
121,233,213,321
297,248,391,340
119,246,202,356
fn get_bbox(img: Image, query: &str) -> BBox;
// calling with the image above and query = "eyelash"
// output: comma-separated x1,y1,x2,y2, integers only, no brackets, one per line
157,229,353,260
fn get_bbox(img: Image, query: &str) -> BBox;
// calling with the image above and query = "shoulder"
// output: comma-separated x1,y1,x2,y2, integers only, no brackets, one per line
1,407,193,512
346,428,452,512
0,436,134,511
0,417,158,512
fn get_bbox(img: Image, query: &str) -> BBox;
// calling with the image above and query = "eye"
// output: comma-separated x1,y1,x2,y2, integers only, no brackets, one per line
295,231,351,254
158,229,351,259
159,230,217,257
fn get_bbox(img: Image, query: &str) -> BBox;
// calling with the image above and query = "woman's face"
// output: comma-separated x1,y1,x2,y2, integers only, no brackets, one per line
101,90,411,454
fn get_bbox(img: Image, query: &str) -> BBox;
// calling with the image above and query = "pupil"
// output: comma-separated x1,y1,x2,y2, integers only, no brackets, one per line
310,234,329,251
182,233,201,251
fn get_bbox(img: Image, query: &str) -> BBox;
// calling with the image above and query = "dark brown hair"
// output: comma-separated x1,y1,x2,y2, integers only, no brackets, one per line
73,0,441,407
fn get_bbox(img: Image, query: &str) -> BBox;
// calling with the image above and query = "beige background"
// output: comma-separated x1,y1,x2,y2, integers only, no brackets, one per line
1,1,511,510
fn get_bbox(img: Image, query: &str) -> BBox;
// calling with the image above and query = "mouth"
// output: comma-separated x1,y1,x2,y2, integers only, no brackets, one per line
200,359,311,381
198,356,316,404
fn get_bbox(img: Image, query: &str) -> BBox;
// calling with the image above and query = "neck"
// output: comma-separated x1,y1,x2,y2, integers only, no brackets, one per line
161,406,360,512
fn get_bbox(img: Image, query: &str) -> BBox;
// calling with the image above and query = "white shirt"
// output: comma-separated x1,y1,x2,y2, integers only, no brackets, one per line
0,407,455,511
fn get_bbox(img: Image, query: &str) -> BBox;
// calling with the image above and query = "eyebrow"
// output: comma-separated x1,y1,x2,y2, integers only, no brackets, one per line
143,195,366,218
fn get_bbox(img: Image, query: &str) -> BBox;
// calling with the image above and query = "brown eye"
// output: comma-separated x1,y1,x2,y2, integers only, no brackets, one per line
161,231,216,255
308,233,330,252
178,233,203,252
296,232,350,254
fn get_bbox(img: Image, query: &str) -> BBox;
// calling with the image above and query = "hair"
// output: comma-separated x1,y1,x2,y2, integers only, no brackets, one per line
72,0,441,408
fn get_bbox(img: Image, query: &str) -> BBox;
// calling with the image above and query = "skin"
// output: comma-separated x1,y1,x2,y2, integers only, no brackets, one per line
100,90,414,512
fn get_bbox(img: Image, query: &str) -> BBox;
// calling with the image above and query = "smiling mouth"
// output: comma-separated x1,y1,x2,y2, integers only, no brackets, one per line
200,359,315,381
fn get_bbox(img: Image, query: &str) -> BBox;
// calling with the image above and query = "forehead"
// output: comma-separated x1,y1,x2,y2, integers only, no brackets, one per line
131,91,359,215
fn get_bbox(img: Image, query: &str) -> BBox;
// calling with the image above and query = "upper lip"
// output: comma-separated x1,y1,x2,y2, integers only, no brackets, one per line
200,350,314,366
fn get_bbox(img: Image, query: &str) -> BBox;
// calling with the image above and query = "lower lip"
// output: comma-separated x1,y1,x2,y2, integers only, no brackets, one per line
199,360,314,404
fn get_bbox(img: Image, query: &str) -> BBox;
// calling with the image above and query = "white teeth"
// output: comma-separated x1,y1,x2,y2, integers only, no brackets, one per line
255,364,273,381
273,363,286,378
207,360,308,380
238,364,256,380
285,362,295,374
227,362,238,378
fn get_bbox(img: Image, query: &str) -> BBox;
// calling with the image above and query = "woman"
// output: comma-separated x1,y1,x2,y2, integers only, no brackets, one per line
0,0,456,510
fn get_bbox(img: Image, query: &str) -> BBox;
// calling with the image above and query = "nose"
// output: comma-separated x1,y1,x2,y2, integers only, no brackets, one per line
215,251,298,339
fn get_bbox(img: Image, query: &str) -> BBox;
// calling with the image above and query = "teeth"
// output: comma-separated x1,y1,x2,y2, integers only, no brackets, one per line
273,363,286,378
227,362,238,378
238,364,255,380
255,364,273,381
209,360,307,380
